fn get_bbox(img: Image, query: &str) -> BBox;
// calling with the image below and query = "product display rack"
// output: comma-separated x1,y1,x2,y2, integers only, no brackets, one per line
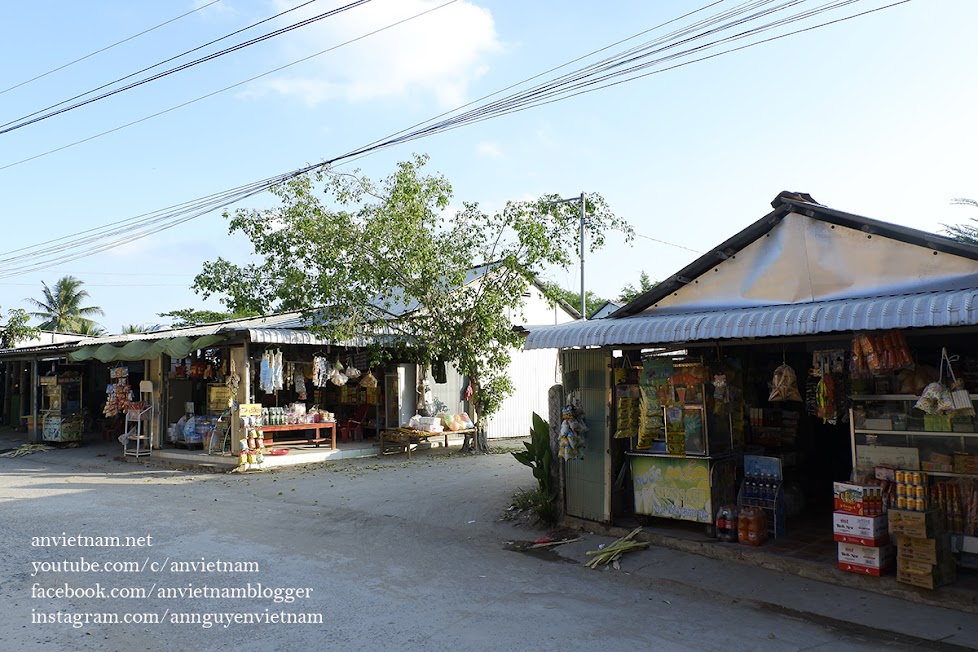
123,383,155,458
124,405,153,458
40,374,84,443
850,392,978,567
736,454,786,538
849,394,978,480
628,358,739,526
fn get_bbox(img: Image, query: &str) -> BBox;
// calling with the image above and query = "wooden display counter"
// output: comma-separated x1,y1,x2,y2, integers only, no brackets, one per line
379,427,472,459
261,422,336,449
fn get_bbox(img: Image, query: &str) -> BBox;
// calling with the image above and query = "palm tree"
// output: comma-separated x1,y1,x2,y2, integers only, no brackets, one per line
122,324,150,334
75,321,107,337
25,275,104,333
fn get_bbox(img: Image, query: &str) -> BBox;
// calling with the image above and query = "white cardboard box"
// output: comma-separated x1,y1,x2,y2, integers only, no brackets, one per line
833,512,888,542
837,541,895,569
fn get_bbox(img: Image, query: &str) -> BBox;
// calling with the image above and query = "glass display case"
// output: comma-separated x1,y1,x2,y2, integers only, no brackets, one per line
40,373,83,443
849,394,978,478
626,357,738,525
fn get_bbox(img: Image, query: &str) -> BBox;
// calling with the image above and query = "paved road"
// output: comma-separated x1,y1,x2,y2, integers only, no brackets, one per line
0,440,958,651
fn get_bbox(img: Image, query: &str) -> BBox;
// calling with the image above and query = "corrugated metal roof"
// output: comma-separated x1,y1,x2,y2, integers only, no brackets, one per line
524,288,978,350
247,328,405,348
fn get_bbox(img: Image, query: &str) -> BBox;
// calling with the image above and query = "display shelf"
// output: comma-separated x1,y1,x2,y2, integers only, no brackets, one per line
852,394,978,401
124,406,153,458
854,429,978,438
922,471,978,480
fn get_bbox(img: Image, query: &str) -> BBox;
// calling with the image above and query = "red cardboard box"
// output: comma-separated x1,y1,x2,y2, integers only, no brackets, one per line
833,512,888,546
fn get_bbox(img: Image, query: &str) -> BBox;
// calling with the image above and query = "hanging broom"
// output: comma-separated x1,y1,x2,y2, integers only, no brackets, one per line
944,348,975,416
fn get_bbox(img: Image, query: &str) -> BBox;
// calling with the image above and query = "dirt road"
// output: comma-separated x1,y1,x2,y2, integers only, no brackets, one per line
0,439,935,651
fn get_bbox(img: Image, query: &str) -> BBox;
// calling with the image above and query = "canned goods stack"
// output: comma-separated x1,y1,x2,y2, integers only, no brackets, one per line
894,470,928,511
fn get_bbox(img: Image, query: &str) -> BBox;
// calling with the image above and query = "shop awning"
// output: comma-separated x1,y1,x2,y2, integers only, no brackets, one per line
247,328,405,348
523,288,978,350
69,335,226,362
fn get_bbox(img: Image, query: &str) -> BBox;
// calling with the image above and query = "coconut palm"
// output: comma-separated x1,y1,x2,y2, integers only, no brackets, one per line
26,276,104,333
75,321,107,336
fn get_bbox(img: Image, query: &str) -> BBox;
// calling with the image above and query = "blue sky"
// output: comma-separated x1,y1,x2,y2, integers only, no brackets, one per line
2,0,977,332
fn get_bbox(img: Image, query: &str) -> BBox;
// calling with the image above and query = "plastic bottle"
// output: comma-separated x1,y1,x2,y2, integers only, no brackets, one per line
746,508,768,546
738,507,752,544
716,505,739,543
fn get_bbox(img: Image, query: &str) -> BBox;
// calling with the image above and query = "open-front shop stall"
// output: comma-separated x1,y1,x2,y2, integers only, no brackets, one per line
525,191,978,598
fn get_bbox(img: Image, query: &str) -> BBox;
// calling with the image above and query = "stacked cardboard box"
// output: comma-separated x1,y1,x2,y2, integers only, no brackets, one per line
888,509,956,589
834,482,892,575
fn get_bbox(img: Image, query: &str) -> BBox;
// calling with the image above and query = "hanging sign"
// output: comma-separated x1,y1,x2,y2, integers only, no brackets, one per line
238,403,262,417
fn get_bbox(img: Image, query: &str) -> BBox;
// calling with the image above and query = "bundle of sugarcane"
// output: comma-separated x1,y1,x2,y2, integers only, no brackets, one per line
584,527,649,569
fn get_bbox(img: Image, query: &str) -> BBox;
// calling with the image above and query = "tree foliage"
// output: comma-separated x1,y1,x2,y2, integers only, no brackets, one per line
617,270,656,303
539,281,605,319
25,275,104,333
158,308,259,328
193,155,631,451
943,198,978,244
0,307,39,348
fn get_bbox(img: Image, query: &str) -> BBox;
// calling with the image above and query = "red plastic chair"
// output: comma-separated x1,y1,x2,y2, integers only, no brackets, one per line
339,404,370,442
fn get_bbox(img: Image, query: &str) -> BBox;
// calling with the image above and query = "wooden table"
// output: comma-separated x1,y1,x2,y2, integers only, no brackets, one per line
260,422,336,449
379,428,473,459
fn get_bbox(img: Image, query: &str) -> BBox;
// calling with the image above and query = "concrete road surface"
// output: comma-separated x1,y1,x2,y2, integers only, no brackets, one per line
0,440,968,651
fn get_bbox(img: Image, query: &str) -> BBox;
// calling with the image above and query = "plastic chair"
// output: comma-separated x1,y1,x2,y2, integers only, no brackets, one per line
339,404,370,442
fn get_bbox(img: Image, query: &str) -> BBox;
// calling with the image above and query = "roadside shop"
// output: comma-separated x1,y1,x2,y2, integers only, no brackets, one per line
525,192,978,592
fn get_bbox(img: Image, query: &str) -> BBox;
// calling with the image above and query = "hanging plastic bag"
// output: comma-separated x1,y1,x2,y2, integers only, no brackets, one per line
346,365,361,380
915,382,951,414
768,364,802,402
360,370,378,388
329,368,348,386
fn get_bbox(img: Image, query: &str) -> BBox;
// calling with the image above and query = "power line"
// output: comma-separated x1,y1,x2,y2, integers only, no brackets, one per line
0,0,911,278
0,0,460,172
0,0,372,135
0,0,222,96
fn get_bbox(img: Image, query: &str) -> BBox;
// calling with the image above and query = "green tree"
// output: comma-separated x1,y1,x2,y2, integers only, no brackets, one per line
158,308,259,327
617,270,656,303
0,307,39,348
25,275,104,333
943,198,978,244
75,321,107,336
193,155,631,452
122,324,150,334
539,281,604,318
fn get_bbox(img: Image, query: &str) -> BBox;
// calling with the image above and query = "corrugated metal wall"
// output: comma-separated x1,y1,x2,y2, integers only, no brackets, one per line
561,349,610,522
422,347,562,440
483,347,561,440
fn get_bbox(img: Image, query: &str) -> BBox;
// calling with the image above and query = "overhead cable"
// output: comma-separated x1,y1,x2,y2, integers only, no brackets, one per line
0,0,911,278
0,0,370,135
0,0,222,97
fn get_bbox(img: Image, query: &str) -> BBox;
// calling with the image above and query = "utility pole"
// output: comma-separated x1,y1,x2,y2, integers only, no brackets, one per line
548,192,587,320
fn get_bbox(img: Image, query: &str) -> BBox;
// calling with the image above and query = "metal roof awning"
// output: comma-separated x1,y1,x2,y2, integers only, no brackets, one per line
69,335,227,362
246,328,405,348
524,288,978,350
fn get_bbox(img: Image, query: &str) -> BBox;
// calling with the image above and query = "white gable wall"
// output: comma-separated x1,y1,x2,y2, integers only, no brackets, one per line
643,213,978,314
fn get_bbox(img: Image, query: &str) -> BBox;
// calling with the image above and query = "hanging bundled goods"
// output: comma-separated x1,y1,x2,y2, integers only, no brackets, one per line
915,348,974,416
584,527,650,569
558,403,588,460
312,355,330,388
768,363,802,402
359,370,378,388
259,348,284,393
851,330,913,375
